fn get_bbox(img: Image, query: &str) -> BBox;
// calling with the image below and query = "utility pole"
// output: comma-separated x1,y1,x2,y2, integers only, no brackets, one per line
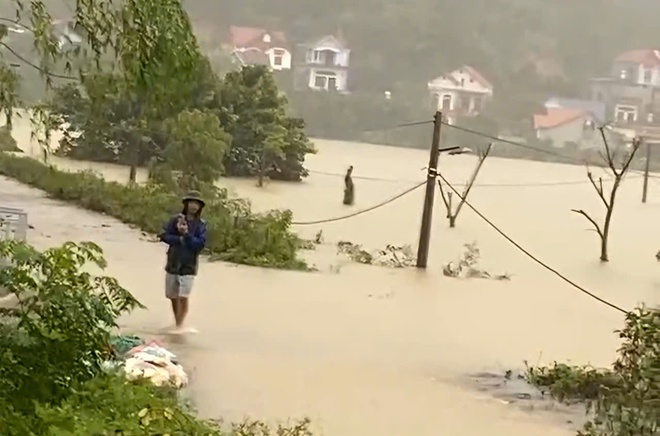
642,140,650,203
416,111,442,268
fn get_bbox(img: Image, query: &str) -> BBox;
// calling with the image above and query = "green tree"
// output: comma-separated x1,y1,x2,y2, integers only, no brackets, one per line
161,108,231,188
216,65,315,182
0,0,207,182
257,124,286,187
0,240,143,431
45,66,315,183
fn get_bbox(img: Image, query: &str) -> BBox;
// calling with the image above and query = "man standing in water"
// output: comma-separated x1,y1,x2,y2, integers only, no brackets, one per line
159,191,207,334
343,165,355,205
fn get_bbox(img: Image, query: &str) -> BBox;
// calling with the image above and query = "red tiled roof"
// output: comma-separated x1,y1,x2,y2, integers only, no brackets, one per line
533,108,588,129
615,49,660,68
229,26,286,50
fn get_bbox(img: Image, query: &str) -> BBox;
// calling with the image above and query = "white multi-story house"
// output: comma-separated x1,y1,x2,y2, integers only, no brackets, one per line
293,34,350,92
227,26,291,70
427,66,493,124
589,49,660,141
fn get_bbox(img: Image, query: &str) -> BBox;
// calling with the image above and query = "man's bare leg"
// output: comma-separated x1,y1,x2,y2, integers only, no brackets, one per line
179,298,189,326
171,298,182,327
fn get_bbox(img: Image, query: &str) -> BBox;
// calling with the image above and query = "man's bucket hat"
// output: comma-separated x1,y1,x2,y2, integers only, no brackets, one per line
182,191,205,207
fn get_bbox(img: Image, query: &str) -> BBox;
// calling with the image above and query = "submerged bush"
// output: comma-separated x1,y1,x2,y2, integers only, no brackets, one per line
0,153,307,269
526,306,659,436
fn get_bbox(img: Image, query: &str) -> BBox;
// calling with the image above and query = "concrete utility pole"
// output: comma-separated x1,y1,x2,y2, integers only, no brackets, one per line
416,111,442,269
642,140,651,203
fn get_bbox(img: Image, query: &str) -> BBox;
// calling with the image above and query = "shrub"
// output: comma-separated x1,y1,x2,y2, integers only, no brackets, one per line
526,306,659,436
0,240,145,432
0,153,308,269
34,374,222,435
0,240,313,435
0,127,19,152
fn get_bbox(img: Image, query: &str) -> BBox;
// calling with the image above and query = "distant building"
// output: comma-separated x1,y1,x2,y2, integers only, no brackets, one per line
533,107,599,149
292,33,350,92
543,97,606,123
589,49,660,140
226,26,291,70
427,66,493,124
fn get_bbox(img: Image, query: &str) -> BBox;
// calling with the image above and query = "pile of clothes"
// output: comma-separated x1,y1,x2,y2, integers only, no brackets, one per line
109,336,189,388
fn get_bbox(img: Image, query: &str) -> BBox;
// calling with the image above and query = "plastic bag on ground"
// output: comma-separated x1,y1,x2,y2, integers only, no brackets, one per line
126,340,178,362
124,356,188,388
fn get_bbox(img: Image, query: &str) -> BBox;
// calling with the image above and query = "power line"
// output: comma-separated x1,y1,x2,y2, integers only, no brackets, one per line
441,121,588,164
441,120,657,181
0,16,79,80
435,171,629,314
0,42,78,80
291,180,425,225
308,169,643,187
308,169,420,184
358,119,433,134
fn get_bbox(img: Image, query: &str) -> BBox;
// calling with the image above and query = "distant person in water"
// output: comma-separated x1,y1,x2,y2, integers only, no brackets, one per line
158,191,207,334
343,165,355,205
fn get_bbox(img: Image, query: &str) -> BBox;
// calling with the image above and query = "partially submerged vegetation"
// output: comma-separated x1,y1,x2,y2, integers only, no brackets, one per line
0,240,313,435
442,242,511,280
0,153,308,270
525,306,659,436
336,241,416,268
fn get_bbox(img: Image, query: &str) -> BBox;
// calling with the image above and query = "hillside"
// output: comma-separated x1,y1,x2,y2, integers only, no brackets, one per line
192,0,660,125
2,0,660,144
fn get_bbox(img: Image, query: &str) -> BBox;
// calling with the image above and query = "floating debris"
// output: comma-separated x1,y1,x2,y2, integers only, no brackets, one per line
300,230,324,250
337,241,415,268
443,242,511,280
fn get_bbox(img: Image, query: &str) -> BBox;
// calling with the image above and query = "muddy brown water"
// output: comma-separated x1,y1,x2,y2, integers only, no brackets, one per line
5,115,658,435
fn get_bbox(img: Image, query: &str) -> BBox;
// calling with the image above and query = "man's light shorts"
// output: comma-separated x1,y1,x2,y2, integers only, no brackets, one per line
165,273,194,299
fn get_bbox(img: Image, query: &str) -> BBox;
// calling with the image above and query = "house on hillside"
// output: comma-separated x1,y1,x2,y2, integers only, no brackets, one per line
292,34,350,92
427,66,493,124
543,97,606,123
533,107,599,149
226,26,291,70
589,49,660,140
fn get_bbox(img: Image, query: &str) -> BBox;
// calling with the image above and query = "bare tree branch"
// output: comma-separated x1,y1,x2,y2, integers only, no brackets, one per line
453,142,492,219
619,137,642,177
586,172,609,208
437,144,491,227
598,126,615,169
576,131,642,262
437,179,451,218
571,209,604,238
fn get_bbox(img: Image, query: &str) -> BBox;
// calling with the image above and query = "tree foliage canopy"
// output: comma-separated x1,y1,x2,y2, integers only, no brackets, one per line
0,0,314,183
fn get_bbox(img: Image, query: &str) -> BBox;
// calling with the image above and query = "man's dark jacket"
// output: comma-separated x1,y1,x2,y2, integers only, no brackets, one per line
159,212,207,276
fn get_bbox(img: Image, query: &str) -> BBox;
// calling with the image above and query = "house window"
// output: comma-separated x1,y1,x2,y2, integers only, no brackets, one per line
644,69,653,83
647,112,654,124
313,71,338,90
441,94,452,110
307,49,323,63
620,69,627,79
273,49,285,67
615,105,637,123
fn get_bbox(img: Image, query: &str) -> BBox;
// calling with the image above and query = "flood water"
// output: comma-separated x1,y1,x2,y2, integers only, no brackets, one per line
6,116,659,435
